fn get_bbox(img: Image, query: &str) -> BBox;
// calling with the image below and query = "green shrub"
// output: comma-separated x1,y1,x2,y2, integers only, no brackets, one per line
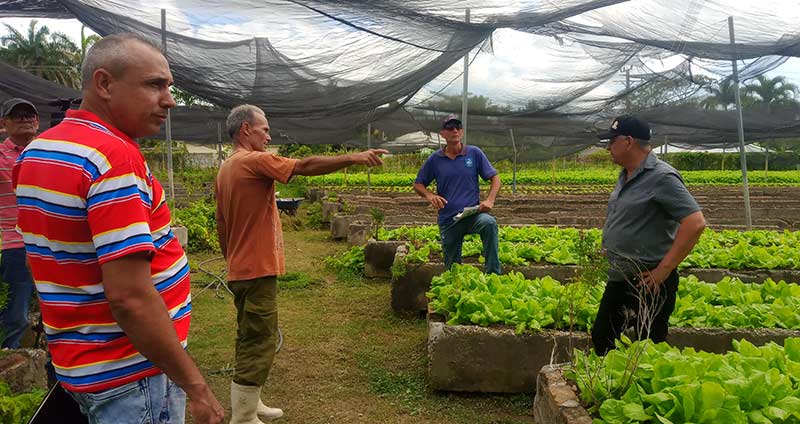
304,202,324,229
173,198,220,252
0,382,45,424
324,246,365,282
276,176,308,198
662,151,800,171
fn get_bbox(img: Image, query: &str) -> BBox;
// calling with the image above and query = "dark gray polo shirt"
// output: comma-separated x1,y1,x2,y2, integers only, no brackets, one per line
602,152,701,281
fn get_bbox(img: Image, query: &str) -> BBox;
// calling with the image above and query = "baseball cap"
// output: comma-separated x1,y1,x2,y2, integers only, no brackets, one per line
440,114,462,130
1,98,38,118
596,115,651,142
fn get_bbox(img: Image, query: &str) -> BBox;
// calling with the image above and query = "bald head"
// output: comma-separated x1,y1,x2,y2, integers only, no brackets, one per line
81,33,163,90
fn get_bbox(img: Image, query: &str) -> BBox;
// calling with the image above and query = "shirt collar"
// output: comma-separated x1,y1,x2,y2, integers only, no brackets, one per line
2,138,26,152
435,143,467,157
63,109,138,146
619,151,658,184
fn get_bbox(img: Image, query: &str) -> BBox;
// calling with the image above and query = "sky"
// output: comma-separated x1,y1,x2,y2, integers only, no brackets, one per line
3,10,800,110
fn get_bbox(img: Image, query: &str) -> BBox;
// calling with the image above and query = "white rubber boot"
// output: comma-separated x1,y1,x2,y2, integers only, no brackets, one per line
256,397,284,421
230,382,266,424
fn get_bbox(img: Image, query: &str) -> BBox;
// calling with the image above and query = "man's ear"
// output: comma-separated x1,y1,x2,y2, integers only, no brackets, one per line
241,121,251,137
94,68,114,100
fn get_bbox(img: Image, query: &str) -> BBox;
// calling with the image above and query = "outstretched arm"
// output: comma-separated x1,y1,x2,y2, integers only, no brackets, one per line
292,149,388,176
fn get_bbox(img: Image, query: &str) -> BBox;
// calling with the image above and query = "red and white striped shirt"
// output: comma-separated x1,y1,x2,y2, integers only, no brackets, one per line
13,110,191,393
0,138,25,249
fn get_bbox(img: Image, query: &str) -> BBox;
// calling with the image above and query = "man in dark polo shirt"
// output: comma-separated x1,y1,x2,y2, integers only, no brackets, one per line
413,114,502,274
591,115,706,355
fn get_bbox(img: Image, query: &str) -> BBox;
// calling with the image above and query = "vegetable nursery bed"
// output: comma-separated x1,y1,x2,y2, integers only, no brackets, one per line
389,258,800,314
533,337,800,424
426,266,800,394
427,313,800,394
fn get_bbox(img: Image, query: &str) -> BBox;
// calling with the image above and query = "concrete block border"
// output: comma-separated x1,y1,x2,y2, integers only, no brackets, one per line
427,313,800,393
532,364,593,424
0,348,48,393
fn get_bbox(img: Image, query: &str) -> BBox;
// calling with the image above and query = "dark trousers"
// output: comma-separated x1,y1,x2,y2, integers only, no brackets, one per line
228,276,278,387
591,269,679,356
1,248,34,349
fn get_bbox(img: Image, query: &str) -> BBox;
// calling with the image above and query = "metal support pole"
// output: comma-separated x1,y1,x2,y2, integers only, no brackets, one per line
625,68,631,112
366,123,371,196
161,9,175,204
509,129,517,195
461,8,470,145
729,16,752,230
217,122,223,166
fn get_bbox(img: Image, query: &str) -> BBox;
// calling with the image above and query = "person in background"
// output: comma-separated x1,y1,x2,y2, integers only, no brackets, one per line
413,114,502,274
0,98,38,349
591,115,706,355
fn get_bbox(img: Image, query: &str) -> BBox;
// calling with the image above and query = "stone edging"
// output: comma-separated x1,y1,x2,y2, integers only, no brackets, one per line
532,364,592,424
0,348,48,393
427,312,800,393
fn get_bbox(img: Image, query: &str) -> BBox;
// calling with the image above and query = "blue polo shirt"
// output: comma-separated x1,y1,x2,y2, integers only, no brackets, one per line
415,144,497,225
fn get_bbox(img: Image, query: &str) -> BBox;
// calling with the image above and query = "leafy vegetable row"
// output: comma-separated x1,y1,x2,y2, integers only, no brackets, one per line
567,338,800,423
308,170,800,186
379,225,800,270
427,265,800,333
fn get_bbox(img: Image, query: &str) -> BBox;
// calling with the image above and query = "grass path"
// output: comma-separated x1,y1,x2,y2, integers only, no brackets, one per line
186,218,535,423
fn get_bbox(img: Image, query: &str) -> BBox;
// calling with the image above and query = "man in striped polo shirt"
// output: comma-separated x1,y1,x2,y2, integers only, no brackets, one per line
0,98,38,349
13,34,223,423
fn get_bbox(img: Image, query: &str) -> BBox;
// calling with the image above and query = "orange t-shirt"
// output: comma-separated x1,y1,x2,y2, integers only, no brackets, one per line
215,150,299,281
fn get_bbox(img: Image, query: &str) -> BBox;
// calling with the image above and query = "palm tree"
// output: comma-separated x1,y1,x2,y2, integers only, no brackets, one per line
80,25,101,64
701,78,748,110
0,20,81,89
745,75,799,113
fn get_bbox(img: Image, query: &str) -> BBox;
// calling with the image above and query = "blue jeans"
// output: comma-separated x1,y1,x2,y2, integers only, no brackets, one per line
439,212,501,274
1,247,34,349
69,373,186,424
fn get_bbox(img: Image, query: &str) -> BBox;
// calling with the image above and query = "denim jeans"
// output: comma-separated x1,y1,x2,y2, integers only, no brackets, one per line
439,212,501,274
1,247,34,348
69,373,186,424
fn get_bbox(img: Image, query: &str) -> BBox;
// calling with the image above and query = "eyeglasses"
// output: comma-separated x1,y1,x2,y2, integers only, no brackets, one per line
5,114,38,122
608,134,629,146
442,125,462,131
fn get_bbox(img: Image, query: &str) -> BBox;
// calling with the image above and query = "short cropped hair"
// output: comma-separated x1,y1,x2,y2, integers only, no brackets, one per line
226,105,265,139
81,33,162,90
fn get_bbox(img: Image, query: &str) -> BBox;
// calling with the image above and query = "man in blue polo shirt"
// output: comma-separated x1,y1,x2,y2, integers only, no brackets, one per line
413,114,502,274
591,115,706,355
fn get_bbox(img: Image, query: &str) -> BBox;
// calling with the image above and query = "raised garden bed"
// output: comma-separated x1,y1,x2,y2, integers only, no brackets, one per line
386,257,800,315
426,266,800,394
533,337,800,423
428,313,800,393
0,349,48,393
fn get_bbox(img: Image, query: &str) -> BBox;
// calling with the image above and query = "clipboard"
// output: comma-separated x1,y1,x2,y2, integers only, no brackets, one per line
29,383,88,424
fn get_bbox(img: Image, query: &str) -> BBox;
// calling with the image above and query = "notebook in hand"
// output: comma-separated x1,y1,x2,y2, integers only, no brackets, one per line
453,205,480,222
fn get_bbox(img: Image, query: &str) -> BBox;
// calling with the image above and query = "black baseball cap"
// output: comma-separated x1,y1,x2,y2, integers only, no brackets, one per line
597,115,651,142
440,114,462,130
1,98,38,118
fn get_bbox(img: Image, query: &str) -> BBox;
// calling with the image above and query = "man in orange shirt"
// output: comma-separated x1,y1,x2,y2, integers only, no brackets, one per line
215,104,386,423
